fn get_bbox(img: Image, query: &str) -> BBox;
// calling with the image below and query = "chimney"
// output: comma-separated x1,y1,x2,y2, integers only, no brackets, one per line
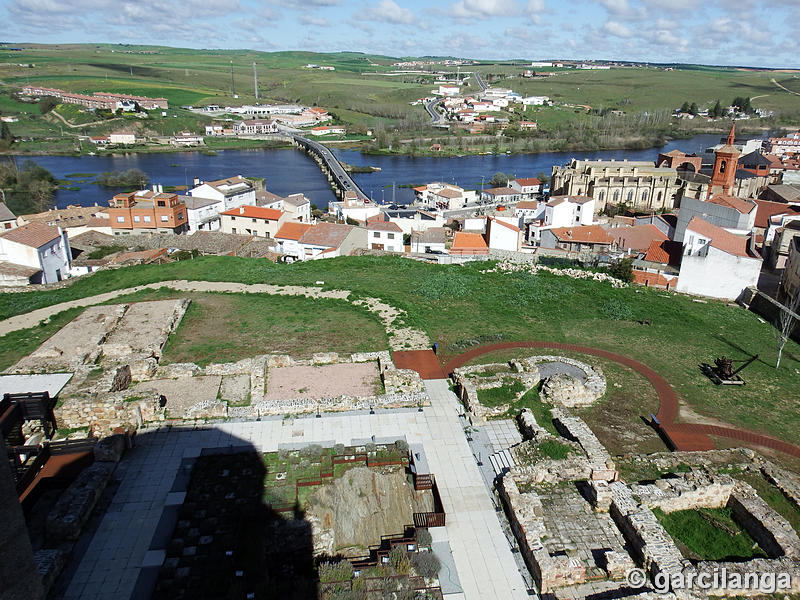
158,184,163,193
193,177,200,186
152,185,157,192
240,206,245,214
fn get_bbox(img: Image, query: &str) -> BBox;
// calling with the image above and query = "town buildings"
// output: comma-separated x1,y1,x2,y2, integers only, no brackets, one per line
414,183,477,210
539,225,614,253
21,86,168,109
0,222,72,285
107,190,188,235
190,176,256,211
219,205,288,238
0,203,17,231
676,217,761,300
550,159,680,213
366,221,403,252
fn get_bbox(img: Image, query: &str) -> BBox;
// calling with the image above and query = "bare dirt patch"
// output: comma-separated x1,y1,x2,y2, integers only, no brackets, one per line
128,375,222,417
264,363,382,401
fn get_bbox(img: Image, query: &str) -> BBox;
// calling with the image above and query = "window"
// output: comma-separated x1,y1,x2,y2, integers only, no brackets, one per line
374,232,380,238
117,216,125,223
252,218,257,223
177,213,183,220
133,216,141,222
232,228,237,234
387,233,395,240
143,215,151,223
719,160,726,173
157,201,166,207
160,215,168,222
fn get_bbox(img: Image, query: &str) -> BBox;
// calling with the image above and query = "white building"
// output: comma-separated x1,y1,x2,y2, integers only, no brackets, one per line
108,132,136,145
414,183,477,210
182,195,223,232
437,84,460,96
410,227,447,254
514,201,545,223
219,205,289,238
277,222,367,261
480,187,521,205
282,194,312,223
309,125,346,136
544,195,595,227
232,119,278,135
486,217,522,251
190,176,256,211
0,222,71,286
328,192,381,223
384,209,445,235
522,96,550,106
674,195,757,242
367,221,403,252
510,177,543,200
676,217,762,300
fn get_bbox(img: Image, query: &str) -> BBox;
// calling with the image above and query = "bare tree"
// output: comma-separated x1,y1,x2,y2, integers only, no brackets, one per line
775,291,800,369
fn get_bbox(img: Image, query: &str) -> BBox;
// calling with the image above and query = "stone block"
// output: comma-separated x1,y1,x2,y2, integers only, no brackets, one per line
46,462,116,543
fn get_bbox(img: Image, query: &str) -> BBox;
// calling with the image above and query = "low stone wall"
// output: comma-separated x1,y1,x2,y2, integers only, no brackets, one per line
498,473,586,592
252,391,428,416
452,364,539,421
552,408,616,481
691,557,800,596
509,455,591,484
728,481,800,559
46,461,116,543
761,461,800,512
631,471,735,514
517,408,549,441
610,481,687,581
523,355,606,403
56,393,165,434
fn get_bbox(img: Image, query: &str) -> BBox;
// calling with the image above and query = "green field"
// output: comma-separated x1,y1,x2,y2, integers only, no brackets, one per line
0,255,799,455
2,44,799,158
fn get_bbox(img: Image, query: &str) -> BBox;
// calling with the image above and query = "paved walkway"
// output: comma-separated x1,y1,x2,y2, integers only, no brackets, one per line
442,341,800,459
62,380,529,600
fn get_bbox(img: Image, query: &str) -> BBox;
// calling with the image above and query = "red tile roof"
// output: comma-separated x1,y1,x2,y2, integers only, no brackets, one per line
706,194,756,215
753,199,800,229
220,206,283,220
632,270,673,288
491,218,520,232
514,177,541,186
298,222,354,248
642,240,683,266
367,221,402,232
549,225,614,245
0,221,61,248
275,222,313,241
515,201,539,210
451,232,488,250
685,217,759,259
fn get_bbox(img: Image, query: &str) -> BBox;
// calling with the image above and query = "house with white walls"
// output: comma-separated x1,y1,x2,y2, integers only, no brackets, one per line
0,222,72,286
189,176,256,211
219,205,289,238
367,221,403,252
0,203,17,231
486,217,522,251
676,217,762,300
182,195,223,232
410,227,447,254
509,177,542,200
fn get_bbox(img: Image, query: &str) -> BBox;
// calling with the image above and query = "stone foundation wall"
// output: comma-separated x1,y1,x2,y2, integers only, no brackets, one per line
631,471,735,514
56,394,165,434
728,481,800,559
761,462,800,512
552,408,616,480
610,481,687,581
692,557,800,596
498,473,586,592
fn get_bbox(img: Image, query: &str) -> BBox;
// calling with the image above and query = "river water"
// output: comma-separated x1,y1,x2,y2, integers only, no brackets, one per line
15,134,725,210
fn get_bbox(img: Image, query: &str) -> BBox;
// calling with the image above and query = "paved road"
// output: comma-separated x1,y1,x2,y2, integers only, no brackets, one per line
474,72,488,92
424,98,448,127
277,125,369,201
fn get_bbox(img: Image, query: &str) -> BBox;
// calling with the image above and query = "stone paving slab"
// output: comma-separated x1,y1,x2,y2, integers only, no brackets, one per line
483,419,523,453
61,379,530,600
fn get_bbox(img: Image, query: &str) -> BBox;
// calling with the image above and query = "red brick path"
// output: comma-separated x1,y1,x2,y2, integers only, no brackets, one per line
393,349,445,380
442,341,800,458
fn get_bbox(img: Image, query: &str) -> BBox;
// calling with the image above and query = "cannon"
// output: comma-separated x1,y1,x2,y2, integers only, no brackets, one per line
700,354,759,385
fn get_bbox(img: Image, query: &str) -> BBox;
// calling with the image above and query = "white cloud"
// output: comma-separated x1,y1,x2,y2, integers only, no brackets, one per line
601,20,632,38
363,0,415,24
450,0,520,20
300,14,331,26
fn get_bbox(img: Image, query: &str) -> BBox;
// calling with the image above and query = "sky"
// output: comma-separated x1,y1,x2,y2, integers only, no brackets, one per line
4,0,800,69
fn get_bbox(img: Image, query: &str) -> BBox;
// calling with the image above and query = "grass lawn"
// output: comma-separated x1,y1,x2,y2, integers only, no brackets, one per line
106,288,388,366
0,307,84,372
653,506,767,561
1,255,799,450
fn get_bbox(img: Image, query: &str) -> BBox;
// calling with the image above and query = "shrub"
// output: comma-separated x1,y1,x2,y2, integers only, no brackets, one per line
300,443,323,458
601,298,634,321
394,439,409,452
319,560,354,583
416,529,432,547
365,442,377,453
607,257,634,283
411,551,441,579
389,545,411,575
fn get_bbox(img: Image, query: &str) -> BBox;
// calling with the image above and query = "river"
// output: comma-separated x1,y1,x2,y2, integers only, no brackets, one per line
15,134,727,210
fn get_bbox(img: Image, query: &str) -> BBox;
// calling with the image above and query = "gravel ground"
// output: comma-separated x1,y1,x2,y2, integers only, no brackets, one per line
264,362,382,400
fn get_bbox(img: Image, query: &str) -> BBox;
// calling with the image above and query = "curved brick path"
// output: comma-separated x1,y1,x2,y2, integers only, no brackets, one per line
443,341,800,458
